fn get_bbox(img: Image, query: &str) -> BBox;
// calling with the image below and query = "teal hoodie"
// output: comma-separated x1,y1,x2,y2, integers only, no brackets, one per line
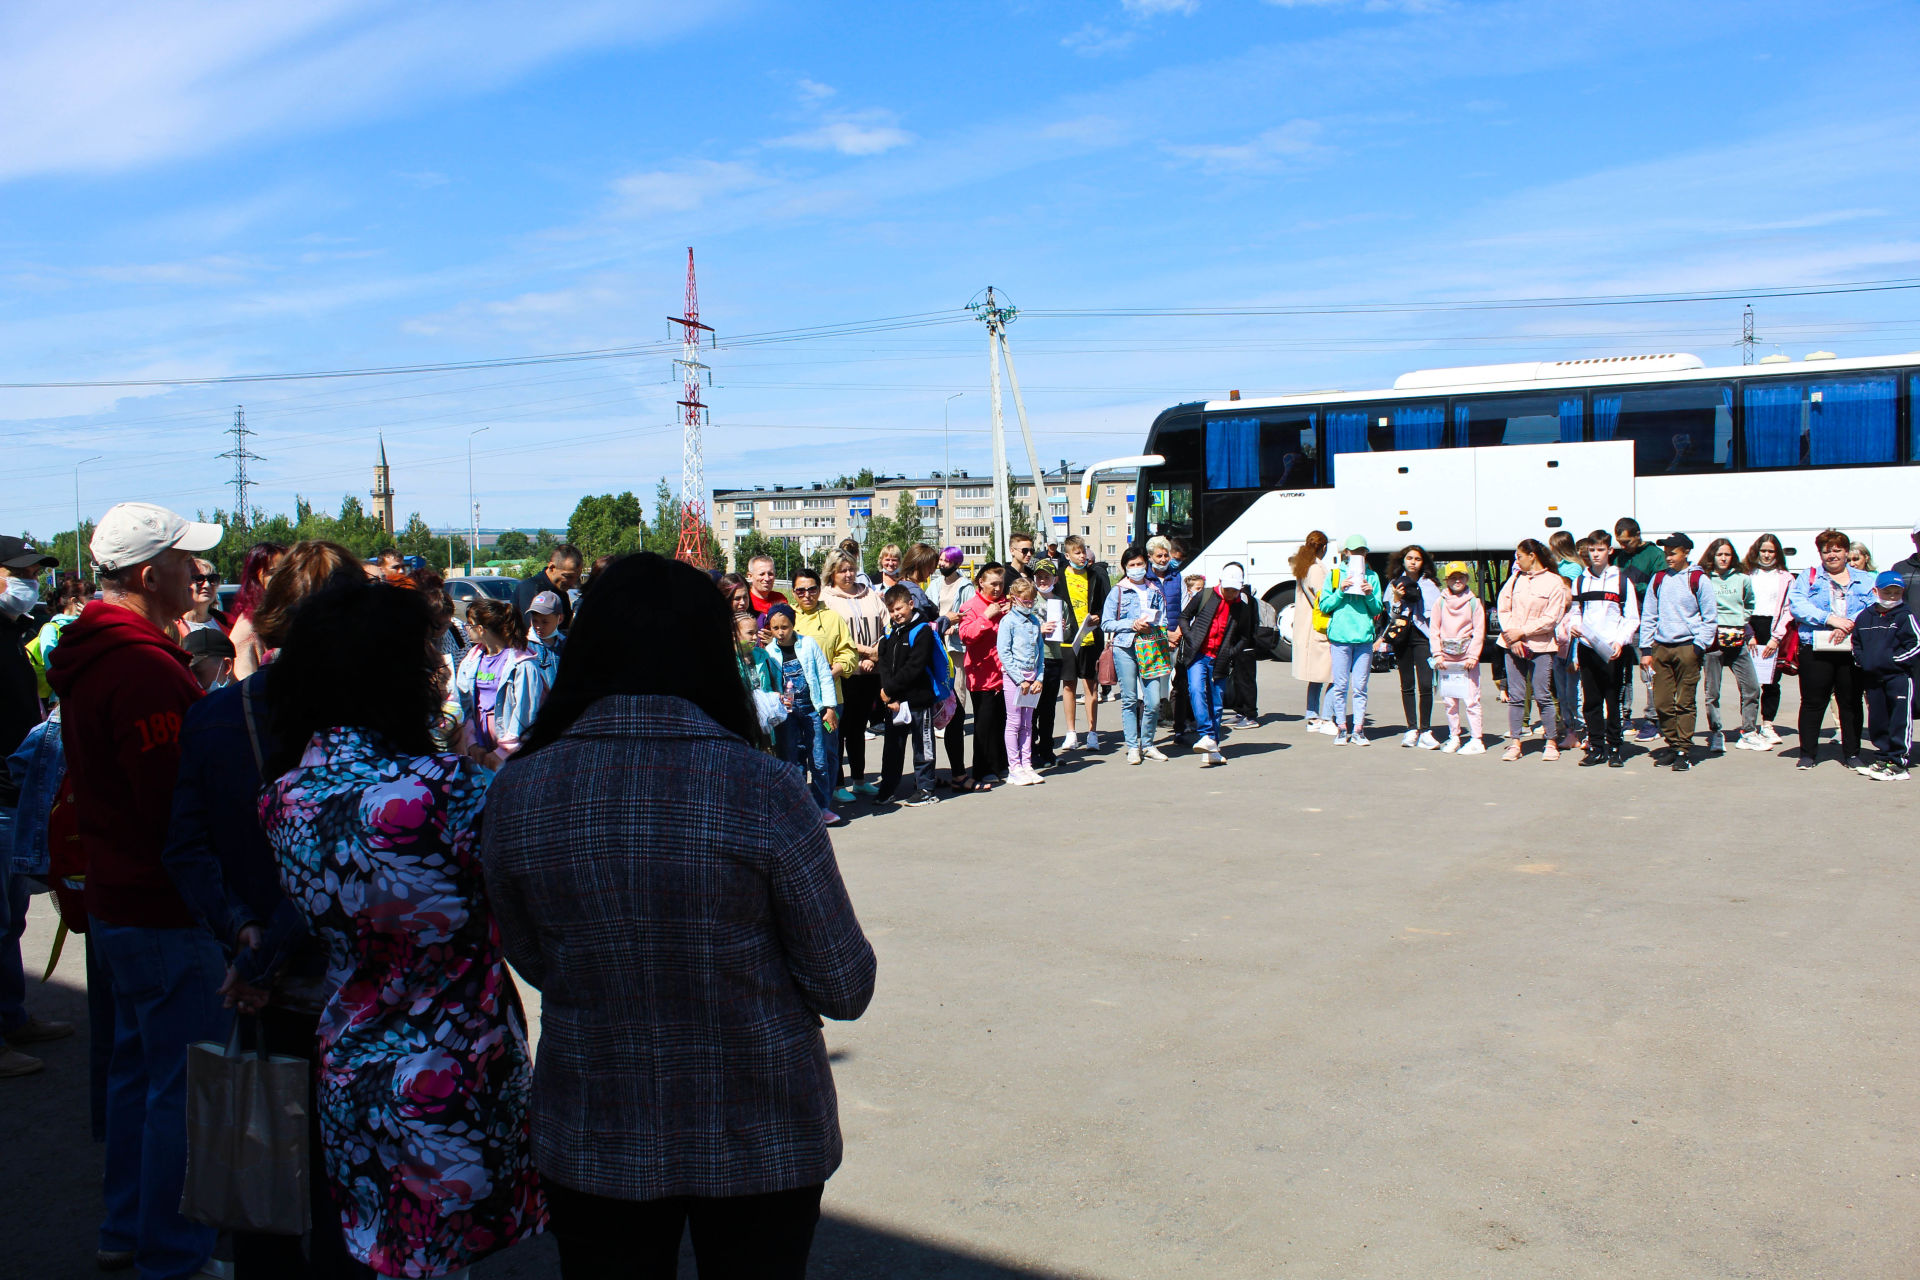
1317,562,1384,645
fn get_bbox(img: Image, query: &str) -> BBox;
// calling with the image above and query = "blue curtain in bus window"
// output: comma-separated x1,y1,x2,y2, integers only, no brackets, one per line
1558,398,1583,443
1325,409,1369,483
1205,417,1260,489
1591,395,1621,441
1913,375,1920,461
1392,403,1444,449
1808,376,1896,466
1452,403,1470,449
1743,382,1801,468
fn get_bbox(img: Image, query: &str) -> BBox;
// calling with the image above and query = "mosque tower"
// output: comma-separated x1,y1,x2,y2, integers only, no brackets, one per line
371,435,395,534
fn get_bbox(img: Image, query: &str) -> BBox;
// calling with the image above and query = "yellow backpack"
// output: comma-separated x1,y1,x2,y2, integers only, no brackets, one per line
1310,567,1333,634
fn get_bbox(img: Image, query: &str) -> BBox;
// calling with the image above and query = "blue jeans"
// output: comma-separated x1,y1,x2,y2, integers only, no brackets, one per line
1113,645,1168,751
1305,681,1324,718
779,710,838,810
91,922,230,1279
1327,642,1373,733
0,874,30,1040
1186,655,1225,742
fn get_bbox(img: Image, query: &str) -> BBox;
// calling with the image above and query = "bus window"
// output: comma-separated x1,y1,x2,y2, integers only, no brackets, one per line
1204,414,1319,489
1323,401,1443,482
1593,382,1732,475
1453,393,1582,448
1147,483,1193,543
1743,374,1898,468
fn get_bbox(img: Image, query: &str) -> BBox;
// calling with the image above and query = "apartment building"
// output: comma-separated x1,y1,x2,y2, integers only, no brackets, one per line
713,467,1139,564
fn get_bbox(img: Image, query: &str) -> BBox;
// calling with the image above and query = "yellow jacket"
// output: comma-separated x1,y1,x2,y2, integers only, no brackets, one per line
794,604,857,700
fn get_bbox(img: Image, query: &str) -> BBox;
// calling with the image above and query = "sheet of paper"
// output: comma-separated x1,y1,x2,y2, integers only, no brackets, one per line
1015,684,1042,709
1751,650,1777,685
1437,668,1477,702
1072,613,1098,647
1045,599,1065,634
1344,554,1369,594
1582,627,1617,663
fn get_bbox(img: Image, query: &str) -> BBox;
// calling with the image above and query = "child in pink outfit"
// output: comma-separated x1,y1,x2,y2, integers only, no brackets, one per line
1432,562,1487,754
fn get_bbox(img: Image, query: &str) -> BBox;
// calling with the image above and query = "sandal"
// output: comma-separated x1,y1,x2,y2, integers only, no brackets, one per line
1501,742,1524,762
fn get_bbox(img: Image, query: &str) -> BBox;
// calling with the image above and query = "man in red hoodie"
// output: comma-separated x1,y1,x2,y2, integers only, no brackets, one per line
49,501,225,1278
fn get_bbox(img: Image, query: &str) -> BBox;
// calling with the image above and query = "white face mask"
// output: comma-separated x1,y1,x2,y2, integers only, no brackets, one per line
1126,565,1148,582
1878,593,1904,610
0,575,39,620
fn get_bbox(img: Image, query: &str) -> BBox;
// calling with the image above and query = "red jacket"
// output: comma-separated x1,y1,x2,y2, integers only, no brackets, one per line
47,601,203,928
956,592,1006,692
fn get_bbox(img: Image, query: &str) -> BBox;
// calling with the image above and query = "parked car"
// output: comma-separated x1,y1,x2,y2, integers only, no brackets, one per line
443,575,519,625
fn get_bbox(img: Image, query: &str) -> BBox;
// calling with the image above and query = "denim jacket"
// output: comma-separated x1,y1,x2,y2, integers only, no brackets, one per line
1786,566,1878,645
5,707,63,879
454,646,552,760
995,604,1045,681
1101,578,1167,650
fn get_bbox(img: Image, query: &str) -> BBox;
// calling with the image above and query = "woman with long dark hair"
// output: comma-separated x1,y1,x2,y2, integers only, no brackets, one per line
481,553,875,1278
453,597,549,769
1742,533,1792,742
1696,536,1760,753
1378,544,1441,748
260,579,544,1277
1495,539,1571,761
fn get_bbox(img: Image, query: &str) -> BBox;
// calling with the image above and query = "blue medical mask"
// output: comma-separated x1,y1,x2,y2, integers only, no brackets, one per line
1126,565,1148,583
1168,558,1182,571
0,575,38,620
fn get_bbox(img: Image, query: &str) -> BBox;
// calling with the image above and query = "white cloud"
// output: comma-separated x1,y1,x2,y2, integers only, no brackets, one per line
1166,120,1327,173
0,0,716,183
1123,0,1199,14
610,160,767,214
795,78,837,103
770,113,915,157
1063,24,1137,57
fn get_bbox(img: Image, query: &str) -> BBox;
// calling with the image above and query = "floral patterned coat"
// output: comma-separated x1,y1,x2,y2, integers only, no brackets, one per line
261,727,544,1277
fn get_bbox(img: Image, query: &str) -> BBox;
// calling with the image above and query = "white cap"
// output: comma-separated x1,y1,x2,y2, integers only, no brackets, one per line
527,590,562,616
1219,564,1246,591
90,502,223,574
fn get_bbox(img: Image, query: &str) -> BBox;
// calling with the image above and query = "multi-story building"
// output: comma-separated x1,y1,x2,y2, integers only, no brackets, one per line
715,467,1140,566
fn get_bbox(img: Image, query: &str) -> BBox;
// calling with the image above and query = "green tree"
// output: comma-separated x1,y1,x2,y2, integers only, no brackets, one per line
644,479,725,566
860,493,926,576
567,492,644,563
828,467,876,490
492,530,533,560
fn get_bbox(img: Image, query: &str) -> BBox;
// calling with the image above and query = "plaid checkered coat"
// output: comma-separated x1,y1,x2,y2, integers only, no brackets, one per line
481,694,876,1200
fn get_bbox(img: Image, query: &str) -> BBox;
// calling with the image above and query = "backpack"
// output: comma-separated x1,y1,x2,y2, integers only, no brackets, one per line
908,624,960,729
1649,568,1705,600
1310,567,1332,634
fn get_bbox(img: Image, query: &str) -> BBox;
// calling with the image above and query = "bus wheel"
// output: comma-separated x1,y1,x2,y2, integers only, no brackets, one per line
1261,585,1295,663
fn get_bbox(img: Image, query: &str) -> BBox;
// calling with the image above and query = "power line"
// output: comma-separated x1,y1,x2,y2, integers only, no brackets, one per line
215,406,262,527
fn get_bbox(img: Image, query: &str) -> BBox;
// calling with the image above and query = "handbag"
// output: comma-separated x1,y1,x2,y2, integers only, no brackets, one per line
181,1018,311,1235
1773,621,1800,675
1096,642,1117,686
1134,627,1172,681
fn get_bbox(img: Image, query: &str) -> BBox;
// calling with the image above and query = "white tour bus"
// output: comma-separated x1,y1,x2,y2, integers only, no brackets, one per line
1131,350,1920,658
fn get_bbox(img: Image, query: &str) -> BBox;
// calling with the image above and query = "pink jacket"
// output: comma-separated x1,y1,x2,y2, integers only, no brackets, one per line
1432,589,1485,667
957,592,1006,692
1496,569,1570,653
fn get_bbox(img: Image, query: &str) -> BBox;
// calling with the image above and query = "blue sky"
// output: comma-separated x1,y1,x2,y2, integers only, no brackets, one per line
4,0,1918,535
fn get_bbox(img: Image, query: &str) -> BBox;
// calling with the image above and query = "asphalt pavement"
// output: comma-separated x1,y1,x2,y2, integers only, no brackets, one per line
5,664,1916,1278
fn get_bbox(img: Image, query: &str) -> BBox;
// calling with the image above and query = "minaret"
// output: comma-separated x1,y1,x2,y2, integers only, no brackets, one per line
371,435,395,534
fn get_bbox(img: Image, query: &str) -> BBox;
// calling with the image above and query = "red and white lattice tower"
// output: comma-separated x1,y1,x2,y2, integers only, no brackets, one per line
669,248,715,568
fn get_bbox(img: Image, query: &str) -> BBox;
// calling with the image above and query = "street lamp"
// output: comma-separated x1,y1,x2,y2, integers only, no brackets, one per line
467,426,490,575
73,455,103,576
942,392,963,549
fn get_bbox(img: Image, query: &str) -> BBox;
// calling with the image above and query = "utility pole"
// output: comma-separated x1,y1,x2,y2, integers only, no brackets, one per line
969,288,1050,557
217,406,262,529
670,248,716,569
1742,305,1756,365
467,425,490,576
73,455,102,575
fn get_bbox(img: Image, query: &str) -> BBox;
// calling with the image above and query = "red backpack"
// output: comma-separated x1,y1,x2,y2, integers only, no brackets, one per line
43,768,87,934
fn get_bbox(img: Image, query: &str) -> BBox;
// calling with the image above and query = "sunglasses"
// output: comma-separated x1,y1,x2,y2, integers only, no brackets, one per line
191,574,220,586
793,585,821,594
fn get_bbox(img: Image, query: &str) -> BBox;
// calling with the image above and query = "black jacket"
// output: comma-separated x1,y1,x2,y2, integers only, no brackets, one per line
515,569,574,631
1851,602,1920,676
1050,562,1111,646
1179,587,1249,672
877,623,939,709
1893,554,1920,610
0,609,43,811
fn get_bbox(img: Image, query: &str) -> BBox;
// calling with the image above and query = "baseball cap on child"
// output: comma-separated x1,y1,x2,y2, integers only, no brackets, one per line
1874,570,1905,594
1442,561,1473,580
527,591,563,616
90,502,222,574
1219,565,1246,591
1342,533,1368,552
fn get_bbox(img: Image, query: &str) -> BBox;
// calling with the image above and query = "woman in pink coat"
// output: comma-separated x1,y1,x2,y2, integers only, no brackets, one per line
957,564,1010,786
1495,540,1572,761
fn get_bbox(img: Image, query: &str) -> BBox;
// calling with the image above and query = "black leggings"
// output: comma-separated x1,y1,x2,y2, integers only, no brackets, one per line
1797,650,1862,762
944,700,967,778
839,673,880,782
971,689,1008,778
1750,615,1783,722
546,1178,823,1280
1396,635,1433,731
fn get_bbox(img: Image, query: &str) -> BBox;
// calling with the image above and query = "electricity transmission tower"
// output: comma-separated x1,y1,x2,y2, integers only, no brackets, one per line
669,249,716,569
1742,305,1756,365
217,405,262,529
969,287,1049,556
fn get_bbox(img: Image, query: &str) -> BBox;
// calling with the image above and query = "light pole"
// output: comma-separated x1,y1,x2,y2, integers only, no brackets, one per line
467,426,490,575
942,392,963,550
73,455,103,576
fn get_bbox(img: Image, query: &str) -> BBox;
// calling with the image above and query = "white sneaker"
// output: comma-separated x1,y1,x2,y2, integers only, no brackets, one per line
1458,739,1487,756
1761,723,1782,744
1440,736,1461,754
1332,732,1349,745
1207,750,1225,766
1062,732,1080,751
1417,731,1442,750
1194,736,1218,753
1009,770,1036,786
1400,730,1418,748
1735,732,1768,751
1143,745,1170,761
1349,732,1372,746
1085,731,1101,751
1127,748,1142,765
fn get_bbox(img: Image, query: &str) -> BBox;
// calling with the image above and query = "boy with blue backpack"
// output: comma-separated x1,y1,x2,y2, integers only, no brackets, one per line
876,584,948,806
